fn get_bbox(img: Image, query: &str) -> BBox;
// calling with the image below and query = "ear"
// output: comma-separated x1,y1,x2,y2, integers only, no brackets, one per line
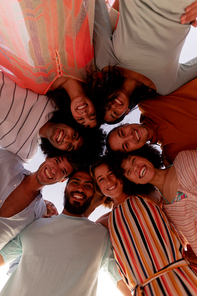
125,108,130,115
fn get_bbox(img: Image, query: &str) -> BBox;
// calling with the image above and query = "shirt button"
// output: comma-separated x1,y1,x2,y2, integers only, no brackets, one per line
0,200,2,203
14,184,17,187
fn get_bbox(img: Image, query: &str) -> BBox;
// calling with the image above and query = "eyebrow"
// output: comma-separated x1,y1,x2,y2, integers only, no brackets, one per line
96,169,113,180
71,177,93,185
60,157,68,176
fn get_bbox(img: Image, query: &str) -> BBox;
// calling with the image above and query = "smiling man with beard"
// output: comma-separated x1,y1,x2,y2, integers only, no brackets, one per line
0,148,74,250
0,170,131,296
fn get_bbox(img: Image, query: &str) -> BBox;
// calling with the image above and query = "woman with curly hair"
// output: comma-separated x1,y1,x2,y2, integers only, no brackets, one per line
90,155,197,295
119,143,197,258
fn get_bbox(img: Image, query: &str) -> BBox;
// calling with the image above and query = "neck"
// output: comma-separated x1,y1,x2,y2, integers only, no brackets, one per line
149,168,169,193
145,124,154,141
62,208,84,218
62,79,85,102
27,172,45,192
39,121,53,137
113,192,131,207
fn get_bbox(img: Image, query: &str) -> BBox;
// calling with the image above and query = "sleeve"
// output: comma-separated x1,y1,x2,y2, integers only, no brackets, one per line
174,149,197,194
34,196,47,219
0,234,22,265
168,57,197,93
93,0,114,70
101,235,122,285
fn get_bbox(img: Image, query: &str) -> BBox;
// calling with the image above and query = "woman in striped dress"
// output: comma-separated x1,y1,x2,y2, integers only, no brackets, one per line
90,157,197,295
119,144,197,259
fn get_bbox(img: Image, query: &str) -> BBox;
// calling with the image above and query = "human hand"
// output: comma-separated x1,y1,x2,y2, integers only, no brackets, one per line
183,245,197,267
84,194,108,218
181,1,197,27
43,200,59,218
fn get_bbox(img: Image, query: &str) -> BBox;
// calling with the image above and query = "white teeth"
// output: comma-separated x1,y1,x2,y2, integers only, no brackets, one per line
135,130,140,141
73,194,84,200
140,166,146,178
115,98,122,105
77,104,86,110
108,185,116,191
45,168,53,179
56,131,63,143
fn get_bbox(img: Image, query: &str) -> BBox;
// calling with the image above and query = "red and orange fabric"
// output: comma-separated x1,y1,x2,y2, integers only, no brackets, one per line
0,0,95,94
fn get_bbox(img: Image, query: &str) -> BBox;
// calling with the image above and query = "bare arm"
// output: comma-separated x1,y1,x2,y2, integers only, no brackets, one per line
0,254,5,267
117,279,131,295
181,1,197,27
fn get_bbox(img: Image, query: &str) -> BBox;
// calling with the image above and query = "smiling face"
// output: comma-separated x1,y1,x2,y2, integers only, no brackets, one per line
121,155,155,184
104,92,130,123
64,171,94,215
94,164,123,199
36,156,74,185
108,123,149,152
47,123,83,152
70,96,97,128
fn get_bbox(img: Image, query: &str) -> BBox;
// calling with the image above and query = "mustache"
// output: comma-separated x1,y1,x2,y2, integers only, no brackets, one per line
70,191,86,199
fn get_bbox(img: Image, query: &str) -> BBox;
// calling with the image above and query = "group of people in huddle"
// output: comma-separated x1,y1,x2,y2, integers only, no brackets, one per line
0,0,197,295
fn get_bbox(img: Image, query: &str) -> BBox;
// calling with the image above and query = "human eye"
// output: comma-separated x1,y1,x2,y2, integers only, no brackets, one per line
67,144,72,151
85,184,93,189
89,112,96,119
55,158,60,164
98,177,104,183
132,157,136,164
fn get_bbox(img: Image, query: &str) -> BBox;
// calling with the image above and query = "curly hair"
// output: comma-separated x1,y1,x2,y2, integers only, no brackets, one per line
90,154,149,206
109,144,163,195
40,118,107,168
90,66,156,124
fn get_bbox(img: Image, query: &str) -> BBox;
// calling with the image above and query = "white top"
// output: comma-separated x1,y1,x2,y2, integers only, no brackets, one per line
0,213,121,296
0,149,46,250
0,72,56,163
94,0,197,95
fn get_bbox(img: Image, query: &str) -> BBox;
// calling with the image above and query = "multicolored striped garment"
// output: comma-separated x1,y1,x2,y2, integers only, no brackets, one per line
163,149,197,257
109,195,197,296
0,0,95,94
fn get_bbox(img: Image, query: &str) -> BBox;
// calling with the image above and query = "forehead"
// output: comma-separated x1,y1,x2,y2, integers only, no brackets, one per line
69,171,93,183
94,163,110,177
121,156,131,168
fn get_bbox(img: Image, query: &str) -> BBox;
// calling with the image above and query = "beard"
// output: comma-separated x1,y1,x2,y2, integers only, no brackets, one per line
64,190,92,215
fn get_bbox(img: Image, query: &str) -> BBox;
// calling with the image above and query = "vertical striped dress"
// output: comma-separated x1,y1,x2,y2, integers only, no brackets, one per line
0,0,95,94
163,149,197,257
109,195,197,295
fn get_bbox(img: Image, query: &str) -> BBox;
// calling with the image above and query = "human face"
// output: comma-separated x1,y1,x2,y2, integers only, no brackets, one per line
36,156,74,185
70,96,97,128
47,123,83,151
121,155,155,184
94,164,123,199
108,124,149,152
104,92,130,123
64,171,94,215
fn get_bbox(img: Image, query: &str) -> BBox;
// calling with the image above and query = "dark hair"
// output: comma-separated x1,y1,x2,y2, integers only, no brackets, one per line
90,154,151,204
91,66,156,124
47,77,104,127
40,111,107,168
111,144,163,195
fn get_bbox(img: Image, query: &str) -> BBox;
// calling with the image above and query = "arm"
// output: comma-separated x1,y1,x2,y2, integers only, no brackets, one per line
84,194,107,218
42,200,59,218
181,1,197,27
96,212,110,228
117,279,131,296
0,254,5,267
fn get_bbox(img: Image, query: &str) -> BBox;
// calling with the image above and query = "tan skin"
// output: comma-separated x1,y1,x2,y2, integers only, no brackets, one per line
50,77,97,128
0,156,73,218
103,2,197,122
122,155,178,205
0,171,131,296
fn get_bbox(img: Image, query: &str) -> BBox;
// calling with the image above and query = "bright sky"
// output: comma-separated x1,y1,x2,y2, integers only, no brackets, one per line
0,10,196,296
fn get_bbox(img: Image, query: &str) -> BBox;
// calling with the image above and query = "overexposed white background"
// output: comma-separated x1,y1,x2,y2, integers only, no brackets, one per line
0,11,196,296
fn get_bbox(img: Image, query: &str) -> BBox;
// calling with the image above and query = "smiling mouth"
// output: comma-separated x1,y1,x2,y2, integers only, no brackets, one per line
72,192,86,201
114,98,123,106
56,130,64,143
108,184,117,191
134,130,140,142
76,103,87,111
139,165,146,178
45,168,53,179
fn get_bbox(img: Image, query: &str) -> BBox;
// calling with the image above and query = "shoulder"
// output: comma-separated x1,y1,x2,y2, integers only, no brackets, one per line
96,212,110,228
